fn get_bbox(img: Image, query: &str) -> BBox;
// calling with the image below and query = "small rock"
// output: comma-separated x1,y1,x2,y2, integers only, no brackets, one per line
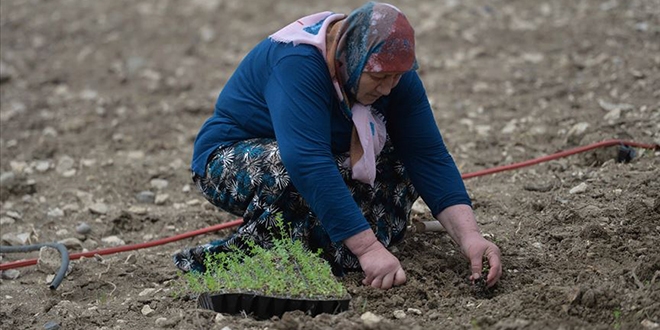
150,179,169,190
73,190,94,206
62,203,80,213
9,161,28,173
34,160,51,172
37,246,62,274
76,223,92,235
154,194,169,205
406,308,422,315
0,171,16,186
1,269,20,280
46,274,55,284
393,310,406,319
141,305,155,316
85,239,98,250
186,199,201,206
581,289,597,307
136,191,156,204
604,108,622,123
79,89,98,100
155,316,179,328
360,312,382,326
102,236,126,246
58,238,84,250
523,182,553,192
127,150,145,159
17,233,31,244
214,314,226,323
598,99,634,112
43,321,60,330
139,288,157,297
427,311,442,320
55,229,69,237
494,319,531,328
88,203,109,215
569,182,588,194
641,319,660,329
0,61,14,82
61,169,76,178
411,198,430,214
501,119,517,134
55,156,75,175
199,25,215,42
566,122,590,145
47,208,64,218
5,211,21,220
566,287,582,305
81,159,97,167
169,159,186,170
1,232,30,246
0,217,15,226
128,206,148,215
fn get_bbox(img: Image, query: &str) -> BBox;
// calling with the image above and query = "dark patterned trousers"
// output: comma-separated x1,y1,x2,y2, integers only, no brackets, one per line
173,138,418,275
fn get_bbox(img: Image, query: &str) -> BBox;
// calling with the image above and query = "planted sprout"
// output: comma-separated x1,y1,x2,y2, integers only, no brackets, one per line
473,260,494,299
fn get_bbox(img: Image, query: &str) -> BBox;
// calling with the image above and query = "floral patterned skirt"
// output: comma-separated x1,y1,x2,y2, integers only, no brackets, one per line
173,138,418,275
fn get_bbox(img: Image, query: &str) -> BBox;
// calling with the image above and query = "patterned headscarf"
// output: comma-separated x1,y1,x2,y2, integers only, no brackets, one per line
335,2,418,102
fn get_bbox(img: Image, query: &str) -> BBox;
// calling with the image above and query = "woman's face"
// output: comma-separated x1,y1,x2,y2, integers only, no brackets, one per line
355,72,404,105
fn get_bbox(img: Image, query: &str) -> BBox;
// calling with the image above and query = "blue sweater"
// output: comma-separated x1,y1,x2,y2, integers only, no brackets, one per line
192,38,471,243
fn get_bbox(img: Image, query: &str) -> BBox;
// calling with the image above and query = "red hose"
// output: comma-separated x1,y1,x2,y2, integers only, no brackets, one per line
461,139,658,179
1,139,657,271
0,219,244,270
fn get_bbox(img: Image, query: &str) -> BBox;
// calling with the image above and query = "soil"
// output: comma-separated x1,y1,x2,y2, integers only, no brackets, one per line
1,0,659,329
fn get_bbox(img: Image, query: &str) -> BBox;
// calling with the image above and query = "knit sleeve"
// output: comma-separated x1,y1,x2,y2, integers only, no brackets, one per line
264,53,370,242
386,72,472,216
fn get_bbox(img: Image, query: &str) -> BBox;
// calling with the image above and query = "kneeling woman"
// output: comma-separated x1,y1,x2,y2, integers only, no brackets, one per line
174,2,502,290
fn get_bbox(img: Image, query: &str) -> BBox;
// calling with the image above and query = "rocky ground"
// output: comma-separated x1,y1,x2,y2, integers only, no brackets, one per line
1,0,659,329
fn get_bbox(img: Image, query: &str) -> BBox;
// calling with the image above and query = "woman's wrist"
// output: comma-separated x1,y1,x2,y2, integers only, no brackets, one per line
435,204,482,247
344,228,381,257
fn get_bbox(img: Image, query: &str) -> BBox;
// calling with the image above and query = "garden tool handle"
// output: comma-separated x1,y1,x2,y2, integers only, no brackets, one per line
408,220,444,234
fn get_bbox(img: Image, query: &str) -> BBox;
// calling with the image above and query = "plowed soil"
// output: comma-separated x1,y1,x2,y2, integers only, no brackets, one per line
1,1,659,329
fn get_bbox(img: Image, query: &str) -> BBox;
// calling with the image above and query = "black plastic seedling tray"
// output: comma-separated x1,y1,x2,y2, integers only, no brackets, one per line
198,292,351,319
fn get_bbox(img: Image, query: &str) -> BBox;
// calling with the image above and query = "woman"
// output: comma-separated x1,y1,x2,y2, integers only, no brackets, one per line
174,2,502,290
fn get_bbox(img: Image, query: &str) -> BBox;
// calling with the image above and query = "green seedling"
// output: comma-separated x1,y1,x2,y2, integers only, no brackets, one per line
612,308,622,330
179,213,348,299
472,260,494,299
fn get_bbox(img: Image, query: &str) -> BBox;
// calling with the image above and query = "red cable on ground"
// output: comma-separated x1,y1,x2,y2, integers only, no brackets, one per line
1,139,657,271
461,139,658,179
0,219,244,271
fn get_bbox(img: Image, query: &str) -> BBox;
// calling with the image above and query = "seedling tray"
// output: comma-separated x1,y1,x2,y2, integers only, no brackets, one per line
198,292,350,319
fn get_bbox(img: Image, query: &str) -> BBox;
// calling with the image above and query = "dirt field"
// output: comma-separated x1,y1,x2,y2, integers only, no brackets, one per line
1,0,659,329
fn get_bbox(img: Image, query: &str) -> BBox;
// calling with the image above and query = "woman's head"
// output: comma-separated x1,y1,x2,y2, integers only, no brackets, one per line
336,2,417,104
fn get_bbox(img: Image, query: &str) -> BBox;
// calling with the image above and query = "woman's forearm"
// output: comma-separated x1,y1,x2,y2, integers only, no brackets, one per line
434,204,482,247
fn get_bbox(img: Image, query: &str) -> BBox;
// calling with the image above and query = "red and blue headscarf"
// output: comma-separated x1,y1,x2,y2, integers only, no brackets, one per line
336,2,418,101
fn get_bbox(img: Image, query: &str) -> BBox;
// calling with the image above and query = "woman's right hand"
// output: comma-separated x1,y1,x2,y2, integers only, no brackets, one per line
344,229,407,289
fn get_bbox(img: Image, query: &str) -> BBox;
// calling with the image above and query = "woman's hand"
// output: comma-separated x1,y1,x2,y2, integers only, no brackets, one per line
344,229,407,289
357,243,406,289
461,233,502,287
435,204,503,287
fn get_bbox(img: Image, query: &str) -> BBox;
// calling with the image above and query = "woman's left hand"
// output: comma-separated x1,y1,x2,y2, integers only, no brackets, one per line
461,234,502,287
